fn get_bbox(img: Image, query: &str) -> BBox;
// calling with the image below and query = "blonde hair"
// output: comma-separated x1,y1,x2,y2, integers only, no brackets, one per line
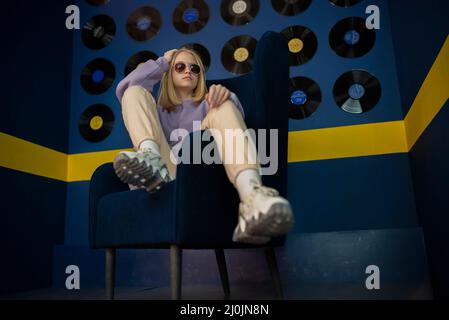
157,48,207,112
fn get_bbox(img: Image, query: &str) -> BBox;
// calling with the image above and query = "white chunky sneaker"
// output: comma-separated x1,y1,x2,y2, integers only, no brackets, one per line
232,182,294,244
113,148,172,193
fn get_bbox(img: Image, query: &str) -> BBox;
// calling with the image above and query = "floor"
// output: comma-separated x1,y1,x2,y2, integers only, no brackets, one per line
1,283,433,300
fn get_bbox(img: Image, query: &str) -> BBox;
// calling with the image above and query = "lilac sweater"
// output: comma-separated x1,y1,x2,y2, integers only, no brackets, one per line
116,57,245,149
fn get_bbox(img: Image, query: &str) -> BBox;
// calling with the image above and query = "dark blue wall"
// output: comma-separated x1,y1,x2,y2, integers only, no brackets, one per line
408,101,449,299
389,0,449,299
288,153,417,233
389,0,449,117
1,1,73,153
0,1,72,294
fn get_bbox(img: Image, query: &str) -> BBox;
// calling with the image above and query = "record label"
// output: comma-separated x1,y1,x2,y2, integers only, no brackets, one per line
183,8,199,23
348,84,365,100
288,38,304,53
232,1,248,14
90,116,103,130
345,30,360,45
234,47,249,62
291,90,307,105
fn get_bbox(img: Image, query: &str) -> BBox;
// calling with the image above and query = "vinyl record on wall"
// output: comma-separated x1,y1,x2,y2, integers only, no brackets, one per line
329,0,363,8
86,0,110,6
82,14,116,50
220,0,259,26
271,0,312,16
173,0,210,34
124,51,159,77
81,58,116,95
181,43,211,71
126,6,162,42
329,17,376,58
78,104,114,142
221,35,257,75
289,76,322,119
333,70,381,114
281,25,318,66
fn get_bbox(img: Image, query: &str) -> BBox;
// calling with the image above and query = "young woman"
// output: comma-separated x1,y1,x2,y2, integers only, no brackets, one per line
114,48,294,244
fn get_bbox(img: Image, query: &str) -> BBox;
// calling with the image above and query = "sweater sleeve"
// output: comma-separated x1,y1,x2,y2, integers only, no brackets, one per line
116,56,169,102
229,91,245,119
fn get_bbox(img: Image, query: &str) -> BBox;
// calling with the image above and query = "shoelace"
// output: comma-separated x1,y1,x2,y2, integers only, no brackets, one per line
242,182,280,210
140,148,160,159
139,148,167,172
252,184,279,197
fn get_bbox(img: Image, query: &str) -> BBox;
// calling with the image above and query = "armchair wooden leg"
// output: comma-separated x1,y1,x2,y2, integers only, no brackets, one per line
264,247,284,299
170,244,182,300
215,249,230,300
105,248,116,300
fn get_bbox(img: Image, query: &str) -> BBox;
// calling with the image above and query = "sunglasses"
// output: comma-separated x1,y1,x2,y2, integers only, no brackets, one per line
173,62,201,75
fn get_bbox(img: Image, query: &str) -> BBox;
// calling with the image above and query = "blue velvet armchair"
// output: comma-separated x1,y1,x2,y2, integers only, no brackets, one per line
89,31,290,300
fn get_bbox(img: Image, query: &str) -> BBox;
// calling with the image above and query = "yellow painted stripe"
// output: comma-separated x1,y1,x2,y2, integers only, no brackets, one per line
0,132,67,182
1,121,409,182
67,148,132,182
404,35,449,149
0,131,132,182
288,120,408,163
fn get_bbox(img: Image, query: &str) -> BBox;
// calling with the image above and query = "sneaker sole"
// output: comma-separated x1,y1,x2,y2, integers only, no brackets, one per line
246,202,294,238
114,153,169,193
232,226,271,245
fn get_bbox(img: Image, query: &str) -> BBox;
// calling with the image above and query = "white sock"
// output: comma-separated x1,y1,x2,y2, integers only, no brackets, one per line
235,169,262,201
139,139,160,155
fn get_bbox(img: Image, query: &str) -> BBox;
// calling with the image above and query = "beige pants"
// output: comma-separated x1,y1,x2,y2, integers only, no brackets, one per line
121,86,260,186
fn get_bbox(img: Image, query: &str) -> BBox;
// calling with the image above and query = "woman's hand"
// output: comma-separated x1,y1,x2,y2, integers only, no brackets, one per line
163,49,178,64
206,84,231,110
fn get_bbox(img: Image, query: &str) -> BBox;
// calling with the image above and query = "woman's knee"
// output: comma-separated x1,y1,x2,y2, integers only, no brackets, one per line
214,99,238,114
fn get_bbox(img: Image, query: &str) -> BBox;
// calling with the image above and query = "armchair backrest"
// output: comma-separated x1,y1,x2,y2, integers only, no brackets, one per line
206,31,290,196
